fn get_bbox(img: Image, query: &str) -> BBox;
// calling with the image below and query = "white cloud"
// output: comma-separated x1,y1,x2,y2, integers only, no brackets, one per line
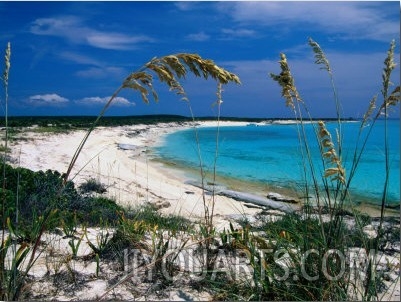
30,16,85,43
221,47,399,117
221,28,256,38
30,16,79,34
28,94,69,107
76,96,135,107
60,51,102,66
186,32,210,42
30,16,154,50
76,66,126,79
86,33,153,50
174,2,200,11
222,2,399,42
59,51,127,79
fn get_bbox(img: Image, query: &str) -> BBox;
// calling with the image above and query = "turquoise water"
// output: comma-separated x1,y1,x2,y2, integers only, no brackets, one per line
154,120,400,206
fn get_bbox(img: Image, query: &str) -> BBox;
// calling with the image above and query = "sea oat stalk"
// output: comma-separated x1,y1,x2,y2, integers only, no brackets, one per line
63,53,240,183
270,53,323,207
1,43,11,298
309,38,344,162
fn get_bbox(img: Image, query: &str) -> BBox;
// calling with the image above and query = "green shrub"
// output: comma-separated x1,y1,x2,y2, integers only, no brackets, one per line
127,203,191,232
77,196,123,225
78,178,107,194
0,163,123,231
103,204,192,262
1,163,79,225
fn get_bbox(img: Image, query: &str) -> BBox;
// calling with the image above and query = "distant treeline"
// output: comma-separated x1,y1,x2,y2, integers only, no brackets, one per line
0,115,356,128
0,115,191,128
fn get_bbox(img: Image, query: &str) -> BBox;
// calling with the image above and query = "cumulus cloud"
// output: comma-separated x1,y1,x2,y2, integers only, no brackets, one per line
30,16,154,50
76,96,135,107
28,94,69,107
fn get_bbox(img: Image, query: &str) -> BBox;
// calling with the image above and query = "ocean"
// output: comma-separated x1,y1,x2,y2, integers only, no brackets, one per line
153,120,400,207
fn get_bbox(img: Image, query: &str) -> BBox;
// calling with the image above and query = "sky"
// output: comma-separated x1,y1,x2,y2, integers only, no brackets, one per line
0,0,399,118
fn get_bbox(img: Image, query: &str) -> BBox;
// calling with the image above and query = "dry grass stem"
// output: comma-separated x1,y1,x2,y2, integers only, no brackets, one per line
269,53,302,110
318,121,346,185
308,38,331,74
63,53,240,183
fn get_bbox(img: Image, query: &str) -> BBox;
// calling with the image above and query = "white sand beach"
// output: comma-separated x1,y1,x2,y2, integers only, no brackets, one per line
10,121,277,227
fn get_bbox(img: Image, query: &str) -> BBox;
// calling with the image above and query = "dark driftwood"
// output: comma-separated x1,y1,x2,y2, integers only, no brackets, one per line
186,181,294,213
219,189,294,213
117,143,137,150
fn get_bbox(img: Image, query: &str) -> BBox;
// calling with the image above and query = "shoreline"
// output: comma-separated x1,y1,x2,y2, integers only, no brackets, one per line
9,120,399,219
150,121,399,217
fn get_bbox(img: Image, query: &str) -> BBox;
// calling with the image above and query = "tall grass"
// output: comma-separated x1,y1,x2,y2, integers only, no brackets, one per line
58,53,240,294
192,82,225,271
1,42,10,258
0,41,11,300
60,56,240,266
0,42,57,301
204,38,399,302
265,38,400,300
62,54,240,183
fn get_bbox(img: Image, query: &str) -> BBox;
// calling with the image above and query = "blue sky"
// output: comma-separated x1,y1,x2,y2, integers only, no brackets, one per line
0,1,399,118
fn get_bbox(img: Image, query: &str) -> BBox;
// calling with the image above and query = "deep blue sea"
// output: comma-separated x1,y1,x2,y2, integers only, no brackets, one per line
154,120,400,206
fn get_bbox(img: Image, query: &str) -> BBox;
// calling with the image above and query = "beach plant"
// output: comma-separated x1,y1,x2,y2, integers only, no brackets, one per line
106,204,191,257
131,203,191,232
0,42,54,300
149,226,189,286
62,53,240,184
108,212,149,252
61,211,78,238
79,196,124,225
78,178,107,195
0,209,57,300
95,206,195,299
85,222,112,257
1,42,11,299
266,39,400,301
67,227,86,259
85,222,112,277
202,82,224,243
